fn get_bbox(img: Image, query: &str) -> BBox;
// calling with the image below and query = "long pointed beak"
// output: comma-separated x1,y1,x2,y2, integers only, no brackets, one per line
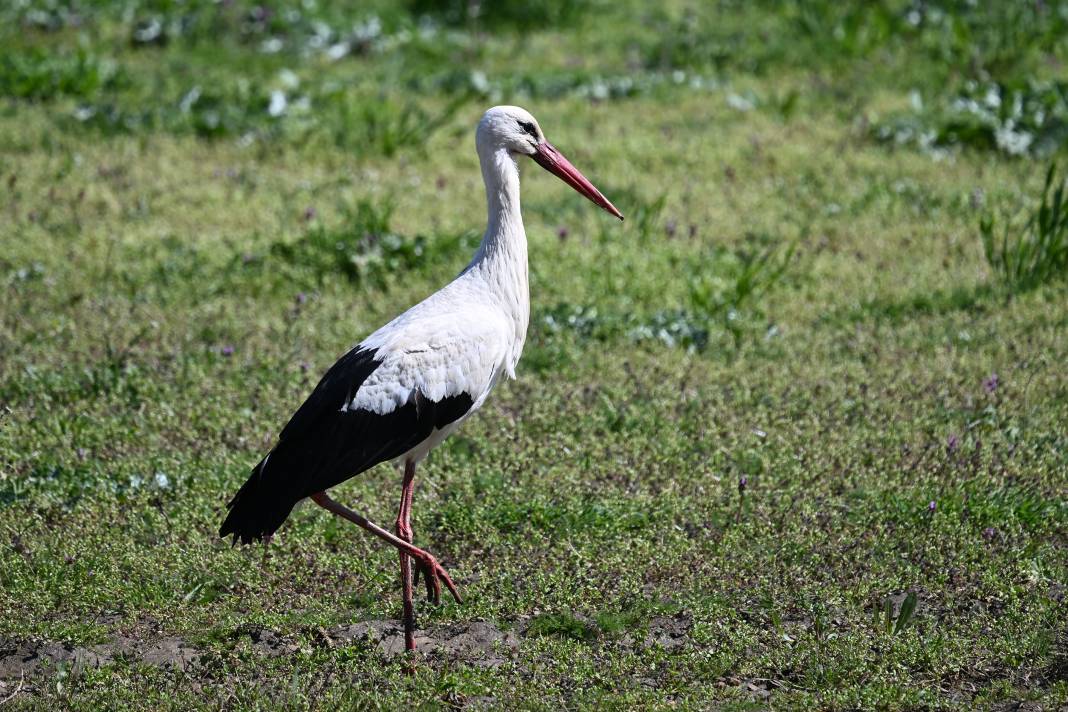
531,141,624,220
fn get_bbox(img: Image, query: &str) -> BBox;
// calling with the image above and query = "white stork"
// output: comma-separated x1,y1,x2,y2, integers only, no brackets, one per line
220,105,623,652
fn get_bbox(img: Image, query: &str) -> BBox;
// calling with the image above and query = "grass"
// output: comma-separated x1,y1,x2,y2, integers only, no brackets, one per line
1,0,1067,709
981,162,1068,291
873,80,1068,158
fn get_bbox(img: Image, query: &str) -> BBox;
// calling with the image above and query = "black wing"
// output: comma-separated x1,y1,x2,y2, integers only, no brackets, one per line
219,346,473,545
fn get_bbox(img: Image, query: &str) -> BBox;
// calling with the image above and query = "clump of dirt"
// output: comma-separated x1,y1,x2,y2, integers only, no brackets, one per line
0,620,519,681
243,628,299,658
0,635,201,680
642,611,692,652
328,620,518,666
138,637,203,670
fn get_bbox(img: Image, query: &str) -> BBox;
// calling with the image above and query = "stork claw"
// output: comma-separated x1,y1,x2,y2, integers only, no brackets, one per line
412,560,436,602
410,549,461,605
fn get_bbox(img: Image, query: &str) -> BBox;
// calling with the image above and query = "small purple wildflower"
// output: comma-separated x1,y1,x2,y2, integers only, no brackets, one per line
556,226,569,241
982,527,997,540
927,500,937,513
983,373,998,394
299,360,311,372
738,476,748,494
946,434,960,454
664,219,677,238
221,345,235,357
295,292,307,305
76,447,88,461
303,206,317,222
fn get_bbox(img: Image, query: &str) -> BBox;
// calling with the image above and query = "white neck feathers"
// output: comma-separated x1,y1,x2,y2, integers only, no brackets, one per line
465,146,530,372
478,148,524,257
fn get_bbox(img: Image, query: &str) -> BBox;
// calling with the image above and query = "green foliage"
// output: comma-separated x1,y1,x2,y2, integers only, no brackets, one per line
640,11,741,72
406,0,590,31
0,49,123,101
525,613,598,642
874,81,1068,157
272,200,419,287
686,239,795,344
903,0,1068,80
329,93,470,156
981,163,1068,291
790,0,1067,80
538,238,795,351
66,81,282,139
438,68,718,103
627,193,667,244
2,0,410,51
877,591,918,635
792,1,903,61
634,0,1068,85
64,80,464,154
268,199,478,288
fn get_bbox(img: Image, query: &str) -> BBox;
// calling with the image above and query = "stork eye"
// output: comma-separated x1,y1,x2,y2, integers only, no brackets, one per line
517,120,537,138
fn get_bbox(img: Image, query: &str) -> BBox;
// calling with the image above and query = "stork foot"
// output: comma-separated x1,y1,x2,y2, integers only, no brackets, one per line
412,558,436,602
308,490,462,606
411,548,461,605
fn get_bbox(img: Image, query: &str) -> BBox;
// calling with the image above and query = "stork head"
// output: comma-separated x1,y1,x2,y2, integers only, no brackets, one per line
476,105,624,220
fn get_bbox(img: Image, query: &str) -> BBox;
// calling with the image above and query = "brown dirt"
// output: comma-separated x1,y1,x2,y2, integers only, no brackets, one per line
328,619,519,665
642,611,692,651
0,611,693,683
0,619,521,680
0,635,201,679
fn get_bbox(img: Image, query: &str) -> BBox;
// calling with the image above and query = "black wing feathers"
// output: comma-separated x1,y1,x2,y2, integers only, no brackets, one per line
279,346,381,441
219,346,474,545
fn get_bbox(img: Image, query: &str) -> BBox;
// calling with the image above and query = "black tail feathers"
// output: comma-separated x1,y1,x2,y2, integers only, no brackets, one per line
219,455,298,546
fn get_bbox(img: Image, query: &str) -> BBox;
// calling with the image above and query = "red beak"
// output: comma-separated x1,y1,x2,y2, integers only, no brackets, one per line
531,142,624,221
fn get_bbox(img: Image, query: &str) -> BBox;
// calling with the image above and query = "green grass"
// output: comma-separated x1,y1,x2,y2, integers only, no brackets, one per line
981,162,1068,291
1,0,1067,709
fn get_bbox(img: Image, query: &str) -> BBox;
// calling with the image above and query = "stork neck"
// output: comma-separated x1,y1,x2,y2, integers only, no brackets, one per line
480,147,525,254
465,144,530,374
469,146,529,290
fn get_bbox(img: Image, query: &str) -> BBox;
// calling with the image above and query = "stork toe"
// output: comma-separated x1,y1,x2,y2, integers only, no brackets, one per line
412,560,437,602
411,550,461,605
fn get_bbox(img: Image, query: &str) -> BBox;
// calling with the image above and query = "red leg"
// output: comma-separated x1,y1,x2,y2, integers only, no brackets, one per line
401,464,436,604
309,490,461,612
395,460,417,652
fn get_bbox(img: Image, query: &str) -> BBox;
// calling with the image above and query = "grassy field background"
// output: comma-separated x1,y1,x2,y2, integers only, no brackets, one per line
1,0,1066,709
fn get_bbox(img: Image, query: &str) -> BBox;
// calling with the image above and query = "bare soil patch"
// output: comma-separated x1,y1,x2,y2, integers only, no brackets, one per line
0,619,522,680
